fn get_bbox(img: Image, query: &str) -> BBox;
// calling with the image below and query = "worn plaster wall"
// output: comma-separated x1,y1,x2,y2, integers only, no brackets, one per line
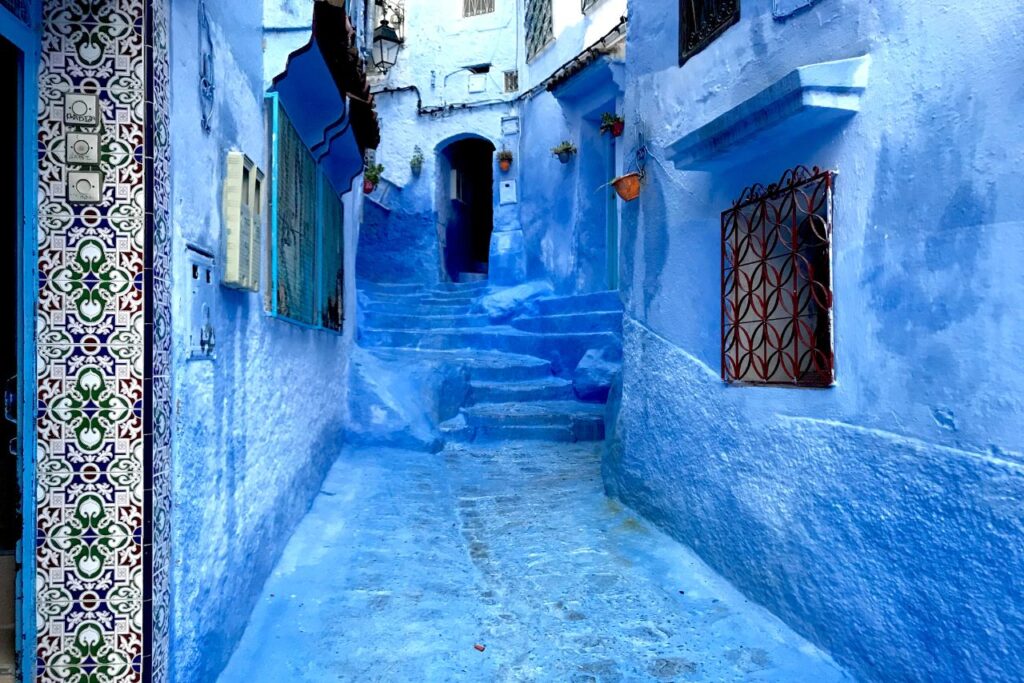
514,0,627,294
356,0,520,284
169,1,358,680
605,0,1024,681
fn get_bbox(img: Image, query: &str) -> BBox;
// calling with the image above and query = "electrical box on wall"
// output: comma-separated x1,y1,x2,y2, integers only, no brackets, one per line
221,151,264,291
185,246,217,361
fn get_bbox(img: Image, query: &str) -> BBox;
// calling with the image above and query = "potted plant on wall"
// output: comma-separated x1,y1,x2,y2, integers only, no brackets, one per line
611,172,643,202
600,112,625,138
363,163,384,194
410,146,424,176
552,141,577,164
497,149,514,172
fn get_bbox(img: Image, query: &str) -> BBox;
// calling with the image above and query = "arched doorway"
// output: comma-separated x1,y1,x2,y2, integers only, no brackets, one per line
436,136,495,282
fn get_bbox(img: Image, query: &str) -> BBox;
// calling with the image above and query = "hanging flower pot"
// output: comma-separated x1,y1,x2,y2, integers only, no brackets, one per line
410,146,424,176
363,162,384,194
611,172,643,202
551,141,577,164
497,149,514,172
601,113,625,138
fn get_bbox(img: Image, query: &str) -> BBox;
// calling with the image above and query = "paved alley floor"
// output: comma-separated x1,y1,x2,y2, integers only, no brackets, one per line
219,443,850,682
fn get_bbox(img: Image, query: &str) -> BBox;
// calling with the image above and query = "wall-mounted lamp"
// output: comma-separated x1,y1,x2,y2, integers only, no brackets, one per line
371,19,402,74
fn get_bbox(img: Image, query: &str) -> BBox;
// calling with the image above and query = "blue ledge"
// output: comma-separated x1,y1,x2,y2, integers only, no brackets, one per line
666,55,871,171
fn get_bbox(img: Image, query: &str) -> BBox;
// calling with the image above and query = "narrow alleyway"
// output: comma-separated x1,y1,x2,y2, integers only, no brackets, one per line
219,441,849,682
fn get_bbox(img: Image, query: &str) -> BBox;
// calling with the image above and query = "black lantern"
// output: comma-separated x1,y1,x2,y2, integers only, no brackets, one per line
372,19,402,74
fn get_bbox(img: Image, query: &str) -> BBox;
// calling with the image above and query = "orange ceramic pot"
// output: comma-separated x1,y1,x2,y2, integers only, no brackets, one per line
612,173,642,202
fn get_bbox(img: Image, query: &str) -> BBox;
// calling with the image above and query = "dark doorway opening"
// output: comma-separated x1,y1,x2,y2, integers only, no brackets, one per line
438,137,494,282
0,34,20,683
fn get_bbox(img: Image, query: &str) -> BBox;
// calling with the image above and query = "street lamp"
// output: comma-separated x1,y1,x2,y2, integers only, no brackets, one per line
371,19,402,74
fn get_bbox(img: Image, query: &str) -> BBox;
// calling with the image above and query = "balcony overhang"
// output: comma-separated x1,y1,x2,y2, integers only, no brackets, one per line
666,55,871,171
269,1,380,192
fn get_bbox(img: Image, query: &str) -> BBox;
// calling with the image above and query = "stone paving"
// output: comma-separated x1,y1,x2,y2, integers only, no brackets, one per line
219,443,851,682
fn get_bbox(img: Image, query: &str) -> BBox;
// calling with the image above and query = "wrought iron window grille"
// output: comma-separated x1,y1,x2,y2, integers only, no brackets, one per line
679,0,740,66
721,165,835,387
582,0,601,12
525,0,554,61
464,0,495,17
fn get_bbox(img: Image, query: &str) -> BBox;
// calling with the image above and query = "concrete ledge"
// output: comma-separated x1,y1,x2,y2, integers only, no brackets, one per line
666,55,870,171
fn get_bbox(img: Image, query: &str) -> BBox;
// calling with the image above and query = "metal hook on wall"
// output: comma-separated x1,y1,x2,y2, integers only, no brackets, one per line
198,0,216,134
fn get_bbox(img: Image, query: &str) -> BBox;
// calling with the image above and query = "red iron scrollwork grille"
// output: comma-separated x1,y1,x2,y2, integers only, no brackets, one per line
721,166,835,387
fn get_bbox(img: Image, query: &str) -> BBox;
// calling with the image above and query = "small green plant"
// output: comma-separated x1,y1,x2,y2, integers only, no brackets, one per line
551,141,577,155
600,112,625,136
410,146,424,175
497,149,514,162
364,163,385,184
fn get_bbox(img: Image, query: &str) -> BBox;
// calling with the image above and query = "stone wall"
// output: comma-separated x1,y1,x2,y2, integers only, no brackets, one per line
605,0,1024,680
168,1,359,679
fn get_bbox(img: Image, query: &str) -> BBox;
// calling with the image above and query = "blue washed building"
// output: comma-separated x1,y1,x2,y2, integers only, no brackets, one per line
0,0,1021,681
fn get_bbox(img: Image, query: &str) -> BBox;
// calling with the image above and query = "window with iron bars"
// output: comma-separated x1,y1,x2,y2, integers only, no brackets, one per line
525,0,553,61
464,0,494,17
504,69,519,93
679,0,740,66
721,166,834,387
582,0,601,12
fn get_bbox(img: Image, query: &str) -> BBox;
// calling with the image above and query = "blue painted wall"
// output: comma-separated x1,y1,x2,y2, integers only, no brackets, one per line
169,1,359,680
604,0,1024,681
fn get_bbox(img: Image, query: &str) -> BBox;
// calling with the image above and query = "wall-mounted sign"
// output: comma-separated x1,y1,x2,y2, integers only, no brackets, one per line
499,179,518,205
501,116,520,136
64,93,100,128
67,170,103,203
66,132,100,165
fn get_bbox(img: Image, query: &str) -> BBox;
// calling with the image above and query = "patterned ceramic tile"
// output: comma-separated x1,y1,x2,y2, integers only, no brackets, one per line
35,0,173,677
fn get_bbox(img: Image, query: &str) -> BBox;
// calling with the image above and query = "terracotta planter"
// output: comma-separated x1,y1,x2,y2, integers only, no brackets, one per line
499,159,512,172
611,172,642,202
556,151,574,164
363,179,376,194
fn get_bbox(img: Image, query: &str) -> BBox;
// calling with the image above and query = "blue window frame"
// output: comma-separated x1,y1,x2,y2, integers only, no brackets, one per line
265,93,346,333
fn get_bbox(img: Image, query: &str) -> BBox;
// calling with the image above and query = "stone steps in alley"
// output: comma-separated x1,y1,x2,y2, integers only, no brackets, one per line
357,282,622,444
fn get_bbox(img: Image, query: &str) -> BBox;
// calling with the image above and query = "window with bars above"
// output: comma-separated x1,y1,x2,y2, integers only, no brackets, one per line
504,69,519,93
525,0,553,60
721,166,834,387
679,0,740,66
464,0,494,17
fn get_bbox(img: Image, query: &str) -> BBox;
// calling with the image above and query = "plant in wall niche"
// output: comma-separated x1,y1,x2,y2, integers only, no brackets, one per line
363,163,384,194
410,146,424,176
600,112,625,137
551,141,577,164
497,149,514,172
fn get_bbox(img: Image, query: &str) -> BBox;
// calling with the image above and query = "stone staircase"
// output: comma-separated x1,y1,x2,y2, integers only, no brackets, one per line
357,281,622,444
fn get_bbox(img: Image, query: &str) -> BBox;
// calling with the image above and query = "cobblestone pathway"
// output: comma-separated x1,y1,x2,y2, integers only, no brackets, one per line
220,443,850,682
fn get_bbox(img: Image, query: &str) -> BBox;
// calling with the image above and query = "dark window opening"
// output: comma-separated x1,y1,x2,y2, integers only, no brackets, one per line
721,166,834,387
679,0,740,66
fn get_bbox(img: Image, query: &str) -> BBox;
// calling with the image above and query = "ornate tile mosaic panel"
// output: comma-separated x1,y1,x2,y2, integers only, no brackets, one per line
35,0,170,679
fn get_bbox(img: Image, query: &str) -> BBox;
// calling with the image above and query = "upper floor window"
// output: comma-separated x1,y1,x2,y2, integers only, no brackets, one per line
721,166,834,387
464,0,495,17
525,0,553,60
582,0,600,12
679,0,740,66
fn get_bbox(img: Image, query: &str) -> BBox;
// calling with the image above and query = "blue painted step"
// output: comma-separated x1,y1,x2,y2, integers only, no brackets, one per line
363,348,554,382
364,312,492,329
362,302,475,316
534,291,622,316
359,326,618,374
511,311,622,335
440,400,606,443
467,377,574,404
